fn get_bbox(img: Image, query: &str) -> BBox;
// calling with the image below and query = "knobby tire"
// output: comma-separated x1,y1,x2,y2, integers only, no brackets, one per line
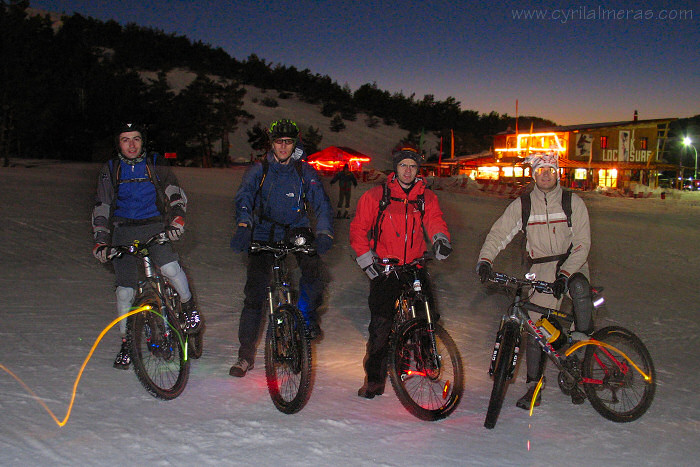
264,304,312,414
128,289,189,400
484,321,519,429
388,319,464,421
582,326,655,422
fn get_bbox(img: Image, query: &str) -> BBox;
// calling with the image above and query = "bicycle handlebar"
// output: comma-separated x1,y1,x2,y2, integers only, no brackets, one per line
106,232,170,260
376,252,433,276
488,271,554,295
249,241,316,256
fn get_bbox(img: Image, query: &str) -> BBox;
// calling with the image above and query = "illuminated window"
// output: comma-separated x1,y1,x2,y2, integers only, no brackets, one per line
600,136,608,149
598,168,618,188
640,137,648,150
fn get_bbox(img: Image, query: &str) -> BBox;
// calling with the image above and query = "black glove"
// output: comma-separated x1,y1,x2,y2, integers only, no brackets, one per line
315,233,333,255
431,233,452,260
230,225,252,252
93,243,109,264
551,274,568,299
476,261,492,284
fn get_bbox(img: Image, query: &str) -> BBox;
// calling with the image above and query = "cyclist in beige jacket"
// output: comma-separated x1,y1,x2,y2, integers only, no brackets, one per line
476,152,594,409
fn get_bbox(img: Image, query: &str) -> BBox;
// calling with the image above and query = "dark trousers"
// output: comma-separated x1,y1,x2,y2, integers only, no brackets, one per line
112,222,177,288
526,272,594,381
238,251,323,364
337,189,351,208
363,268,434,386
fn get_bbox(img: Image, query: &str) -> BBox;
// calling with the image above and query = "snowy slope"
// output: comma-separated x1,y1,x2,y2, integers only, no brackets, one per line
1,162,699,466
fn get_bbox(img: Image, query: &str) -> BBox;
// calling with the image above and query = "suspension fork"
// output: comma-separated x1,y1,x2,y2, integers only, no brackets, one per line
143,255,171,335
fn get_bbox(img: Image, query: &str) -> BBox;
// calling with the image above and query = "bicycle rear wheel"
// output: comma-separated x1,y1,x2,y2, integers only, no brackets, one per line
129,289,189,400
264,304,312,414
389,319,464,421
484,321,519,429
582,326,655,422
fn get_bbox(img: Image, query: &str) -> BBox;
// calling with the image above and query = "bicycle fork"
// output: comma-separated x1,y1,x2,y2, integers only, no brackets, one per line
488,318,521,380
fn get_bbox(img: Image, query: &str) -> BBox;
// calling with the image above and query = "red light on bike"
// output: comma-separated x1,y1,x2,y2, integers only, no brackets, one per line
442,381,451,399
406,370,426,377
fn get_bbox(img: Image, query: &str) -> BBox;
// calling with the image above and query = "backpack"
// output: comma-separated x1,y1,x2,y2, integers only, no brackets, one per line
520,188,573,267
108,154,170,217
370,182,425,251
252,157,310,241
520,188,572,235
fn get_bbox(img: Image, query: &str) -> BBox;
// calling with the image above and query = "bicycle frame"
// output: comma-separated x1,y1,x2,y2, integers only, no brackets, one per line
488,272,638,389
112,234,179,332
380,256,440,369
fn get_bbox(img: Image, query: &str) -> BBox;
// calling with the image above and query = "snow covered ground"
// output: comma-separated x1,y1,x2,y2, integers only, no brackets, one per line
1,162,699,466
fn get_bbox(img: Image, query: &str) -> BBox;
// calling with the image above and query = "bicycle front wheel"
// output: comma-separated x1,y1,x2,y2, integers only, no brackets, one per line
582,326,655,422
389,319,464,421
264,304,312,414
484,321,519,429
129,289,189,400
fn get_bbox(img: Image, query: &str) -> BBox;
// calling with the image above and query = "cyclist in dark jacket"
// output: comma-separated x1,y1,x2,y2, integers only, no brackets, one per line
229,119,334,377
330,163,358,218
92,123,200,370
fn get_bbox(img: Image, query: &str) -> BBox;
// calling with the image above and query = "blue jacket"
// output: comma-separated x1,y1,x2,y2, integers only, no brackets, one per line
92,153,187,244
235,152,333,242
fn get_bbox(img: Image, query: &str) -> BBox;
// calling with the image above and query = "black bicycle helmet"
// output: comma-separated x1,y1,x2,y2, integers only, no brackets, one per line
392,147,422,173
268,119,299,140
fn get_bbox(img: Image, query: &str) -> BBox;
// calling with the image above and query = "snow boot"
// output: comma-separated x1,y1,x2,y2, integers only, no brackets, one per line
229,358,254,377
113,338,131,370
181,299,202,334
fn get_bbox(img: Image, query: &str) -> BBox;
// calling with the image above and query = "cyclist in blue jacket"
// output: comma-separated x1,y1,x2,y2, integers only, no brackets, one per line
229,119,334,377
92,123,201,370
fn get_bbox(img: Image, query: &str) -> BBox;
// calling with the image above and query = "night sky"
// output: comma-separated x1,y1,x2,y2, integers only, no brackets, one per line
29,0,699,125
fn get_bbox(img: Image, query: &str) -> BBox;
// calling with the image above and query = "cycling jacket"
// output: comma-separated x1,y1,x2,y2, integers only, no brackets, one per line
350,173,449,265
478,183,590,308
234,152,333,243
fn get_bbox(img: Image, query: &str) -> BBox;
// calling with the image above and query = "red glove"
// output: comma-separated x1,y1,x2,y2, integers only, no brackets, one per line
166,216,185,241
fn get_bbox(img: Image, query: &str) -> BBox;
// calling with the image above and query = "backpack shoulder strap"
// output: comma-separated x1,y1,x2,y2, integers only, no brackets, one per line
561,188,572,228
520,192,531,234
370,183,391,251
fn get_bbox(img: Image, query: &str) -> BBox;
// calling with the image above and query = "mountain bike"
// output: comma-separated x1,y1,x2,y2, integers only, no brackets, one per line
483,271,655,429
249,233,314,414
108,232,202,400
380,255,464,421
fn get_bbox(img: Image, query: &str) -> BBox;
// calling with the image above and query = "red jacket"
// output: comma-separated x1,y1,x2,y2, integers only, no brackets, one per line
350,174,449,265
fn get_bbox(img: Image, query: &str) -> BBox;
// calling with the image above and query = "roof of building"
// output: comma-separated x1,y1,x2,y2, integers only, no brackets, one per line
496,118,677,135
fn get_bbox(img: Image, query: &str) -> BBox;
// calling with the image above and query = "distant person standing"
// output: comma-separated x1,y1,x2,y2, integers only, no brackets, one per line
330,163,358,218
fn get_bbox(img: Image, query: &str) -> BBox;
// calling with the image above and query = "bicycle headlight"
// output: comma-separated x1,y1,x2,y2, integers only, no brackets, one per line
286,227,315,247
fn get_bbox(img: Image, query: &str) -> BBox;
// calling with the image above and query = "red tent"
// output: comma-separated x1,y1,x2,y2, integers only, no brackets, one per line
307,146,371,173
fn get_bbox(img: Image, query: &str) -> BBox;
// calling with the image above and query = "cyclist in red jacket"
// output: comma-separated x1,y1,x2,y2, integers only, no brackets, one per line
349,148,452,398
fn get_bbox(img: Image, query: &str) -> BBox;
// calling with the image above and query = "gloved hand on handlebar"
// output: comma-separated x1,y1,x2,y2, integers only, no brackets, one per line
315,233,333,255
356,250,381,280
476,261,492,283
93,243,109,263
551,274,568,299
230,224,252,252
165,216,185,241
431,233,452,260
